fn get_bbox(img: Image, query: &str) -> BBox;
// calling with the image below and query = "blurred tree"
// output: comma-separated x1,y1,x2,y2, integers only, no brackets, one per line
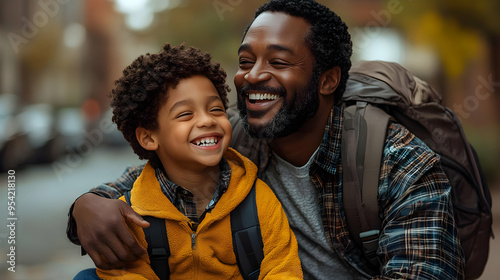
389,0,500,78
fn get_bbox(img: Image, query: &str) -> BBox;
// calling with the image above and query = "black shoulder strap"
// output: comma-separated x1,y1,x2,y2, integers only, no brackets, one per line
230,182,264,280
124,191,170,280
342,102,390,269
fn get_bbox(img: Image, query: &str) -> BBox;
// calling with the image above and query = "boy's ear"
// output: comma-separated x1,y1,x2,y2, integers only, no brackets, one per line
319,66,341,96
136,127,158,151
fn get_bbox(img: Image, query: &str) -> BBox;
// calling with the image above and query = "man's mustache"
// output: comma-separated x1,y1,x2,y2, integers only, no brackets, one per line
239,84,286,96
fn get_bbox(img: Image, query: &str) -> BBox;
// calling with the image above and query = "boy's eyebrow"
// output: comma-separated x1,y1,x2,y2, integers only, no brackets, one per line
169,99,192,113
208,95,223,103
169,95,223,113
238,43,295,55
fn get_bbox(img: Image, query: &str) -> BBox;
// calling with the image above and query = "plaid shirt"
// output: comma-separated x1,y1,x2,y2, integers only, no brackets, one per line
155,159,231,225
67,105,464,279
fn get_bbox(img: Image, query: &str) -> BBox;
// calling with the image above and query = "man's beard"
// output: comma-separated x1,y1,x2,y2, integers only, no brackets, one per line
237,71,320,140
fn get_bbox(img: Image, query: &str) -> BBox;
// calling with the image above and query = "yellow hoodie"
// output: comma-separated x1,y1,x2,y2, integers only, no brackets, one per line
97,148,303,279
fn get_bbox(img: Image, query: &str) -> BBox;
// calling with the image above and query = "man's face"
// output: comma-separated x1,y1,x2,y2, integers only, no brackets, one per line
234,12,319,139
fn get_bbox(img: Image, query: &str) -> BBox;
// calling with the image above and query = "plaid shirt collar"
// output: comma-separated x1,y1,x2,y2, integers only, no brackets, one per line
154,158,231,224
315,105,343,174
256,105,342,176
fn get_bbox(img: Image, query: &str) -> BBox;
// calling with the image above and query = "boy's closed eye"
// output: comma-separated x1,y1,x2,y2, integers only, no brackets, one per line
210,106,226,114
175,111,193,120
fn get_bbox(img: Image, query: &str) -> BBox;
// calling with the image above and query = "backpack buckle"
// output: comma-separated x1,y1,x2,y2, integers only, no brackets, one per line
359,230,380,264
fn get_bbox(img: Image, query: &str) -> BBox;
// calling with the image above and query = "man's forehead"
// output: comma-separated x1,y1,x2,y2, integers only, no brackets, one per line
246,12,310,38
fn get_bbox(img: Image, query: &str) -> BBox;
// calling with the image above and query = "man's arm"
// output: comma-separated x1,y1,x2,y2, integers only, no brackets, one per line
95,200,158,280
67,164,150,269
376,124,465,279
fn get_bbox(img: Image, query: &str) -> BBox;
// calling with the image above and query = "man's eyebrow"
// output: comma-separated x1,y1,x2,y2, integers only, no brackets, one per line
268,44,294,54
238,43,295,54
238,43,251,54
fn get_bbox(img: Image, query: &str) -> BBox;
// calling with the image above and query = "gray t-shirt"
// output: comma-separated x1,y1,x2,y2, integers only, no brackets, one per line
262,149,361,280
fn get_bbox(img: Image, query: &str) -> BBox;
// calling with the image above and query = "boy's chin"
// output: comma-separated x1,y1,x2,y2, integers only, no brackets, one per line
196,154,224,168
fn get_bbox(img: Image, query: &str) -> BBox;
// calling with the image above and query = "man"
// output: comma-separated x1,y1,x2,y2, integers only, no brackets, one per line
69,0,464,279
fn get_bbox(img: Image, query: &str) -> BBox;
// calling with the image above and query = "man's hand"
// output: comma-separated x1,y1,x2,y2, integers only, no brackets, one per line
73,193,150,269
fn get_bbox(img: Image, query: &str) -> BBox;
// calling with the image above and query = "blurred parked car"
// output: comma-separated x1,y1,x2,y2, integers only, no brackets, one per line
90,108,129,148
0,94,90,172
56,107,88,153
0,93,32,172
16,103,66,165
0,92,133,172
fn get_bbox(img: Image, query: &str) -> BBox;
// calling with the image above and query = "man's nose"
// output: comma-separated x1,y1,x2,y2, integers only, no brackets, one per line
244,62,272,84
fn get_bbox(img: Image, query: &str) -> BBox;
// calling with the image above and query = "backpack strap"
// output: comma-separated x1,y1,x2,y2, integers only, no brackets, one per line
124,191,170,280
342,102,391,268
230,182,264,280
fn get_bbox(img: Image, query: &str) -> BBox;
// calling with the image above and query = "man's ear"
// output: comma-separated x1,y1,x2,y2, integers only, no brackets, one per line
136,127,158,151
319,66,341,96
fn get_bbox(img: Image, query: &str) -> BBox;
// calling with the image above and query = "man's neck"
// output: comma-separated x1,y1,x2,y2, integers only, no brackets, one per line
269,106,331,167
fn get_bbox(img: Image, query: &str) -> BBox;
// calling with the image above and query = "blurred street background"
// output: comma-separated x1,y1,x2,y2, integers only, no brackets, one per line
1,0,499,279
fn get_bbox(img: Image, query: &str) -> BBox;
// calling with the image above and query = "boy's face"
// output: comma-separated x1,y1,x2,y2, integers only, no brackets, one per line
150,75,232,170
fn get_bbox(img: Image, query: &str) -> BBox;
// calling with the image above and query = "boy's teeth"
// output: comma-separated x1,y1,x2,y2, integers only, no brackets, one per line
248,93,279,101
195,137,218,146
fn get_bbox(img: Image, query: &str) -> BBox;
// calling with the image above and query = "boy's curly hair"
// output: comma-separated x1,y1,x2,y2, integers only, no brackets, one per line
110,43,230,164
245,0,352,103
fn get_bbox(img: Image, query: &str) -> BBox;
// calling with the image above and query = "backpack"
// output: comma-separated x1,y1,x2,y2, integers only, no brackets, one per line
123,182,263,280
341,60,493,279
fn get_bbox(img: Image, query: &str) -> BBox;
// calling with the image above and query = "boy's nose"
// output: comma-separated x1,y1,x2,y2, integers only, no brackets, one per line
197,113,217,128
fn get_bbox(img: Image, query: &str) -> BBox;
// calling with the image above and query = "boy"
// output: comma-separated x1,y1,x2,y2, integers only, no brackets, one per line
95,43,302,279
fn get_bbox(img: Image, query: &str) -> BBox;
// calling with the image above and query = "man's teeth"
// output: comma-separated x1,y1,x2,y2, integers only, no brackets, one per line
248,93,279,101
195,137,218,146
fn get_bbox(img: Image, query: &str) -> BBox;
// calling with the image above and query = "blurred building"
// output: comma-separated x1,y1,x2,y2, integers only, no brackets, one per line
0,0,126,171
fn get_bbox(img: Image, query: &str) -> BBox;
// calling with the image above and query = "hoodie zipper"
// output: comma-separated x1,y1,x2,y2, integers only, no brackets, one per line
191,232,196,249
189,222,199,279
